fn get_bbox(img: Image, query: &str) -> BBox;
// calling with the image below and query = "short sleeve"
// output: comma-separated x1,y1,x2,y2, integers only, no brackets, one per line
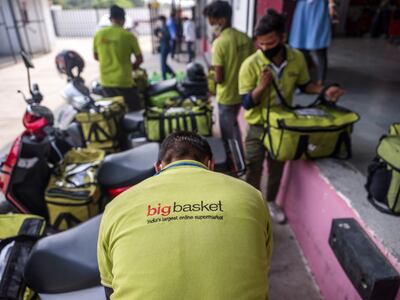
212,40,224,67
130,34,142,56
93,32,99,54
239,58,258,95
97,218,113,287
296,52,311,86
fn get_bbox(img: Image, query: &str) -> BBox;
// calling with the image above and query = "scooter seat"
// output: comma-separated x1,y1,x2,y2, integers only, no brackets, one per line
147,79,177,97
122,109,144,132
206,137,229,172
97,143,159,189
24,215,102,294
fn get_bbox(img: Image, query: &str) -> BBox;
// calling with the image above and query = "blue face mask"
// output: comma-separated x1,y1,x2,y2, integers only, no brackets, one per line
263,43,283,60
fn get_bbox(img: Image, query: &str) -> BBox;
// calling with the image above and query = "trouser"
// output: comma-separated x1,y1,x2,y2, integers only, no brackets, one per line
102,86,143,112
160,48,175,80
301,48,328,84
218,103,243,155
245,125,285,202
187,41,194,62
170,39,177,59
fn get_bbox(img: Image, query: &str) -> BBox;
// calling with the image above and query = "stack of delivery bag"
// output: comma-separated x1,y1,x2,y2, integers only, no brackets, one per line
74,96,127,153
263,81,360,161
0,214,45,300
366,123,400,215
44,148,105,230
144,91,213,142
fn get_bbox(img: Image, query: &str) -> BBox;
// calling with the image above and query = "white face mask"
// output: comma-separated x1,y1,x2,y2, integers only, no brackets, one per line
211,24,223,34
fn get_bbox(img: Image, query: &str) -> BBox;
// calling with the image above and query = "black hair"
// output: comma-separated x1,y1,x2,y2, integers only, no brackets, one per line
158,15,167,23
254,9,286,37
110,5,125,20
158,131,213,165
203,1,232,24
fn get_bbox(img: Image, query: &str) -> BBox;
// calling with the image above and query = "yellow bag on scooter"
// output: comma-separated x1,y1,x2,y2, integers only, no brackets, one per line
45,148,105,230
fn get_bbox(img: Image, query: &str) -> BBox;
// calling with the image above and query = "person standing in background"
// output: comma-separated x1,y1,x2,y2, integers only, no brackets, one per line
157,15,176,80
203,0,255,152
183,16,196,63
289,0,337,85
167,11,178,60
93,5,143,111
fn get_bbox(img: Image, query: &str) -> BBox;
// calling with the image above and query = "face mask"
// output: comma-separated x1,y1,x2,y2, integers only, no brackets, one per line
263,43,283,60
211,24,223,34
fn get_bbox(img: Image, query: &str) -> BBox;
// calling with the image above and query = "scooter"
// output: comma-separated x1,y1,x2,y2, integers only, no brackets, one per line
0,53,245,299
0,51,160,220
56,50,209,147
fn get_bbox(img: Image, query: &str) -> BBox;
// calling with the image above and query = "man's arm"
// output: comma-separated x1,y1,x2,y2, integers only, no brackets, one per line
304,82,345,102
211,40,224,84
250,68,272,106
132,54,143,70
130,33,143,70
214,65,224,84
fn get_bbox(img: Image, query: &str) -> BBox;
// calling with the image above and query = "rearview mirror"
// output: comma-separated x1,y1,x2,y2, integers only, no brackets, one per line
21,51,34,69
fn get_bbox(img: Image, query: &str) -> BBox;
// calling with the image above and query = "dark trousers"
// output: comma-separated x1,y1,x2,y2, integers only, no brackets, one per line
301,48,328,84
170,39,177,59
218,103,243,155
160,48,175,80
102,87,143,112
244,125,285,202
187,41,194,62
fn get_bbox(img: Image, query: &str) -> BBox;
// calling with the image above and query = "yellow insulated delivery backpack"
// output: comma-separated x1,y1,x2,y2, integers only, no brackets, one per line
263,82,359,161
45,148,105,230
75,96,127,153
0,214,45,300
144,99,213,142
366,124,400,215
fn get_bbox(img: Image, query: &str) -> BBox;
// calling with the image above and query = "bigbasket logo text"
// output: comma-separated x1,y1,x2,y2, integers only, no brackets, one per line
147,201,223,217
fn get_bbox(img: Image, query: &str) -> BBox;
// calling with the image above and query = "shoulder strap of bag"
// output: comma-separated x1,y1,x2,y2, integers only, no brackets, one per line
270,76,339,110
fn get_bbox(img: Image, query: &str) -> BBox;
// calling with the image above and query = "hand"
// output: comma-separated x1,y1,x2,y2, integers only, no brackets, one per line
259,67,273,90
324,86,345,102
329,3,339,23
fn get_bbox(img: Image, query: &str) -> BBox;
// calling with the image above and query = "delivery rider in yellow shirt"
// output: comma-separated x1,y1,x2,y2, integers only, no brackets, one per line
239,10,344,223
98,131,273,300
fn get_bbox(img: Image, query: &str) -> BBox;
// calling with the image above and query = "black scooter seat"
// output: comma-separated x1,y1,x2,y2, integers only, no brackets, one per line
147,79,177,97
205,137,229,172
97,143,159,189
122,109,144,132
24,215,102,294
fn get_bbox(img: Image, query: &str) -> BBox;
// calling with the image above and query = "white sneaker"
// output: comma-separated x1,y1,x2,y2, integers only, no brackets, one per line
267,202,287,224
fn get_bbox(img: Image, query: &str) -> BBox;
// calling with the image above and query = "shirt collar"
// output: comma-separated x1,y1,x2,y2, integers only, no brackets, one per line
158,160,208,174
256,45,292,78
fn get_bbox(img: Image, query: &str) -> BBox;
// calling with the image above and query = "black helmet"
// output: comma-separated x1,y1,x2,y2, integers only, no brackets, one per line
186,62,206,82
55,50,84,79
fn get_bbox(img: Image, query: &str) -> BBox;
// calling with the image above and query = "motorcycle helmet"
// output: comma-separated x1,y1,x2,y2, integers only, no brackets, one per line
55,50,85,79
186,62,206,82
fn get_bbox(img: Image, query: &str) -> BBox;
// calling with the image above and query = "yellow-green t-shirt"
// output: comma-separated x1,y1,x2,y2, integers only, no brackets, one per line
212,28,255,105
98,160,273,300
239,47,310,125
93,25,141,88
